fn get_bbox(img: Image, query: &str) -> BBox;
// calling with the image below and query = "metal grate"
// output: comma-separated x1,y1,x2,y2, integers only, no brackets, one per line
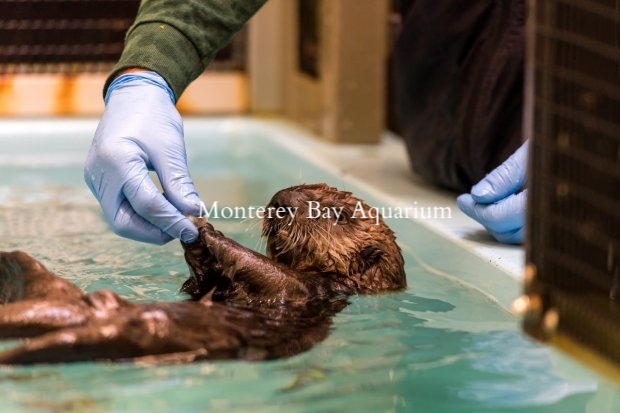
524,0,620,371
0,0,246,74
0,0,139,73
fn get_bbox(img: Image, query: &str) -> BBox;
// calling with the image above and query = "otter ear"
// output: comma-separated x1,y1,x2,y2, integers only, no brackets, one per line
359,246,384,267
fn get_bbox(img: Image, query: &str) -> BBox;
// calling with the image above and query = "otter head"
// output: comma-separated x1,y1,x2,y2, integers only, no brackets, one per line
261,183,406,293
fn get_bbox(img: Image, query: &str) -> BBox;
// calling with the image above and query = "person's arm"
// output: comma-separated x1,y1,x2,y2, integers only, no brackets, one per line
105,0,268,99
85,0,268,245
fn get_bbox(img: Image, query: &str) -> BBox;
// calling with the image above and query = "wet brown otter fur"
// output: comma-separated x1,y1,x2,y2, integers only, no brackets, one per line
265,183,405,293
0,183,406,364
181,183,406,301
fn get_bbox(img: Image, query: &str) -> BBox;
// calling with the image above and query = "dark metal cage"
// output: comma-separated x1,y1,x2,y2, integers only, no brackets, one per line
523,0,620,377
0,0,139,73
0,0,245,74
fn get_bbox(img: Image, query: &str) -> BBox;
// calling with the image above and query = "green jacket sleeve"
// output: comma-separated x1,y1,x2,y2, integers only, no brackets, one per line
105,0,268,100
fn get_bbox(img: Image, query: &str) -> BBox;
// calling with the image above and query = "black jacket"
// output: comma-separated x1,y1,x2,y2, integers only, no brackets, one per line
394,0,526,192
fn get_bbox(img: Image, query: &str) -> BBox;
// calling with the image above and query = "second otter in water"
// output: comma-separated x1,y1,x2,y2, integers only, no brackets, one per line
0,183,406,364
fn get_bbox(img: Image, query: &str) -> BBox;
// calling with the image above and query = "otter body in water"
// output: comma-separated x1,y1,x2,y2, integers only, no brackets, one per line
0,184,406,364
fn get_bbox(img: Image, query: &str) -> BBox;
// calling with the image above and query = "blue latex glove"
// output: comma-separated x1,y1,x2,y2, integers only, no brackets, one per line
456,141,529,244
84,71,201,244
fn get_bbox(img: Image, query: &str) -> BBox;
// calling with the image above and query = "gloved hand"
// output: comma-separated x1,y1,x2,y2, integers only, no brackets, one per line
456,141,529,244
84,71,201,245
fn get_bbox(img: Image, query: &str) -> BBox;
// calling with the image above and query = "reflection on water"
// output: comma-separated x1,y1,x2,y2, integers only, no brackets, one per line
0,127,613,413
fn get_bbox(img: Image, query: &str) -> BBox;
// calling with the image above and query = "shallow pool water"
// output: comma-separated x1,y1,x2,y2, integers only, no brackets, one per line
0,119,615,412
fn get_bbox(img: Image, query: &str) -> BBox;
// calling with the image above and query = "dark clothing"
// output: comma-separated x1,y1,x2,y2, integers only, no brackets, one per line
394,0,526,192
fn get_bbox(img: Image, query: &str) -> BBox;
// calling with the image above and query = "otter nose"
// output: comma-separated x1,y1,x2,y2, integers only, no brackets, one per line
267,189,297,209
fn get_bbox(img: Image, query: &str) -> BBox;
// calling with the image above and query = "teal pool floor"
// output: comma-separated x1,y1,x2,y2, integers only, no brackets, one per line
0,119,616,413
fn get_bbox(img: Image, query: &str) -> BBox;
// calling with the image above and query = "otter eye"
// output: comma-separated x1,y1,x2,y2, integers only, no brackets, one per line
360,246,383,264
336,213,348,225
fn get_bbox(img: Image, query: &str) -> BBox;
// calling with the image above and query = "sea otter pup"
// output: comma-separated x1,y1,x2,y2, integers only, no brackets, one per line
0,183,406,364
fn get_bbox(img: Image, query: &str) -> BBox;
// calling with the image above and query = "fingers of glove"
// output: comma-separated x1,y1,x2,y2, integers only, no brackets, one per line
85,142,198,244
151,148,202,217
471,141,529,203
456,190,527,234
488,226,524,245
85,145,199,244
112,199,174,245
121,168,199,243
83,140,126,230
111,200,198,245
